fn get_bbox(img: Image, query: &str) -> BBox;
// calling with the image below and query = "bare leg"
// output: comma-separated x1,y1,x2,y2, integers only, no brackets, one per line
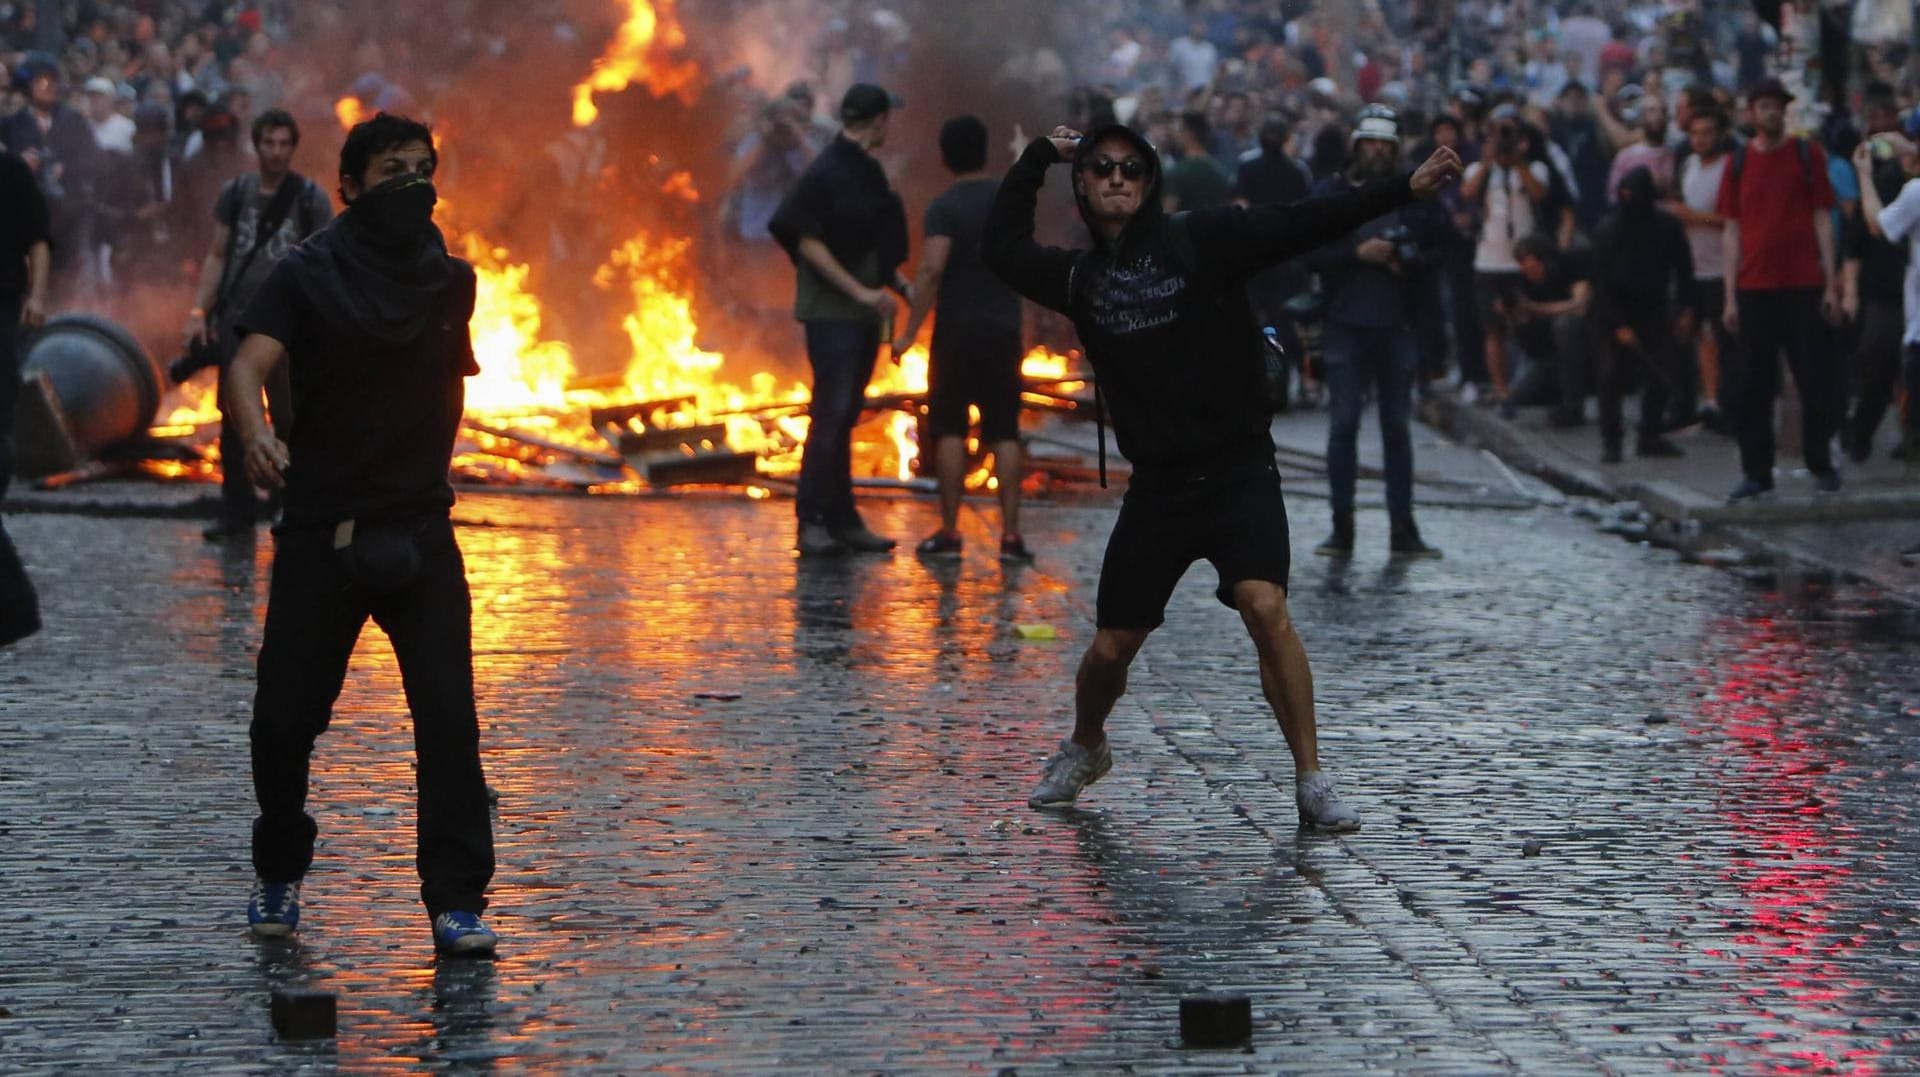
990,438,1022,538
934,436,966,534
1072,627,1149,750
1234,580,1320,775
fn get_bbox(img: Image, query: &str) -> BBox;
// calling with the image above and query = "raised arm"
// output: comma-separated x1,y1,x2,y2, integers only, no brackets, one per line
983,135,1082,314
1190,145,1460,281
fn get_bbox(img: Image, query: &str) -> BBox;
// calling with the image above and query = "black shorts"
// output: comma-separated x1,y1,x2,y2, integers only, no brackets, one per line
928,322,1023,443
1095,458,1291,631
1686,278,1724,324
1474,271,1524,332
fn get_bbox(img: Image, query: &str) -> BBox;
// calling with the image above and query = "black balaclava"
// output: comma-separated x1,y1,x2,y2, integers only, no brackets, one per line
288,172,453,345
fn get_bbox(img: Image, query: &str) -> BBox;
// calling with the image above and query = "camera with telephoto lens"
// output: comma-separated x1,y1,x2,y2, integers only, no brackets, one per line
1377,224,1420,266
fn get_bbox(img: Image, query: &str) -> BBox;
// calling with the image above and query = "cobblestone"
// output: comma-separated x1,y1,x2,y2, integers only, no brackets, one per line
3,434,1920,1070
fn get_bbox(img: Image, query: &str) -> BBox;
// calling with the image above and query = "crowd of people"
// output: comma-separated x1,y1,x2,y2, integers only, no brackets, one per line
716,0,1920,507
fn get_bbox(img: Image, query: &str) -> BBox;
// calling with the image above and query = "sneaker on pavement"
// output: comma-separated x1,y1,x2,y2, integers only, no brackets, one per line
1027,738,1113,809
832,523,898,554
999,534,1036,563
916,530,963,557
1296,771,1361,832
248,879,301,937
1727,477,1774,503
432,911,498,956
1812,470,1843,494
796,522,849,557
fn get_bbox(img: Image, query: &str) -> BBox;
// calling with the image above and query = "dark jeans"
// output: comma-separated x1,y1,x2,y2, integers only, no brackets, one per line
1598,307,1676,447
796,319,880,526
1444,248,1486,384
1511,311,1591,419
216,355,292,525
1907,343,1920,441
1321,323,1416,517
1848,298,1906,451
1733,287,1840,481
0,297,19,501
0,297,37,642
251,517,494,916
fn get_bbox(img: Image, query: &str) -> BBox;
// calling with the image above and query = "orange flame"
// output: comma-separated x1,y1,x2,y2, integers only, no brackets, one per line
572,0,701,127
335,95,366,131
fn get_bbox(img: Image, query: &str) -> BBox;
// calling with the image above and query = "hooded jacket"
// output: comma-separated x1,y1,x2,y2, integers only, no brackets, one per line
1589,165,1692,328
984,125,1415,477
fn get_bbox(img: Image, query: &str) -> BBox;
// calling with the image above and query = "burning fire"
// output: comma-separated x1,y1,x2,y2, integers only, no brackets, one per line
571,0,700,127
142,1,1087,496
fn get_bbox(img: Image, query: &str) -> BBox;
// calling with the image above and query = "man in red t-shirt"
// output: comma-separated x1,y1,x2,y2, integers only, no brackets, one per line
1716,77,1843,500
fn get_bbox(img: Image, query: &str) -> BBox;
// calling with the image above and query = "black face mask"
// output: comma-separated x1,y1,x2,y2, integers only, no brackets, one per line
349,174,437,241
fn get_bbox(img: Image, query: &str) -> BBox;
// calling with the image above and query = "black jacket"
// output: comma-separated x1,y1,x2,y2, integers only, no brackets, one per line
984,125,1414,476
766,134,907,288
1589,166,1692,328
1304,172,1449,330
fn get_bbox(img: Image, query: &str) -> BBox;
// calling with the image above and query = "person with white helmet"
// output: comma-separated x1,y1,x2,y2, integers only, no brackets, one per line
1304,105,1446,559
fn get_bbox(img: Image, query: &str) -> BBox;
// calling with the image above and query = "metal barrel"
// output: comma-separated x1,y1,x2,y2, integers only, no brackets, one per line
13,314,163,479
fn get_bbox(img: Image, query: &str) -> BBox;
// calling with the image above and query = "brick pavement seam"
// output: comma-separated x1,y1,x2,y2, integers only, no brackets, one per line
1021,541,1614,1074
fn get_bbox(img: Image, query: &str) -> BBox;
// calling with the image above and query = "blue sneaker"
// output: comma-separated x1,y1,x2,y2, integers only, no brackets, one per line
432,911,498,956
248,879,300,937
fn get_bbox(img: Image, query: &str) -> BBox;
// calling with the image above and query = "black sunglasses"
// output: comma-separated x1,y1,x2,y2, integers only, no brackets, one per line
1083,156,1150,181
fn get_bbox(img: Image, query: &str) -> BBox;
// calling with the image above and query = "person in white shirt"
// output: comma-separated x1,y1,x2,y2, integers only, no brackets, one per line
83,77,134,154
1853,132,1920,467
1166,19,1219,93
1460,108,1549,402
1669,106,1733,430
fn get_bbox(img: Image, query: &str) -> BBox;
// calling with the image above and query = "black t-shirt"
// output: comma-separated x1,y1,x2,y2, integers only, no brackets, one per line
1850,158,1911,304
1519,247,1590,304
237,257,479,526
925,178,1022,333
0,152,51,302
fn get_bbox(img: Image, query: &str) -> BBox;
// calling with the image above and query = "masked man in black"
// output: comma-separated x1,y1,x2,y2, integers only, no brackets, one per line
224,114,496,957
986,123,1461,828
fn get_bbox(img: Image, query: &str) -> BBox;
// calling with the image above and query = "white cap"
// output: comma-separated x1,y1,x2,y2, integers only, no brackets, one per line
84,76,115,96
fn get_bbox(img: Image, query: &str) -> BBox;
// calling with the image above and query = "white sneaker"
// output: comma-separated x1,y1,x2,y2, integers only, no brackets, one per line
1296,772,1361,832
1027,738,1113,808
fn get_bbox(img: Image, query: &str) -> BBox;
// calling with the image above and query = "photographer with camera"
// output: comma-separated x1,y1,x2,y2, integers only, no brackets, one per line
1305,106,1445,559
180,109,332,541
1461,104,1549,406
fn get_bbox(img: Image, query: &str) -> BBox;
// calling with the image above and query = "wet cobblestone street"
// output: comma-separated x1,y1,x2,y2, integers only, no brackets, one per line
4,484,1920,1072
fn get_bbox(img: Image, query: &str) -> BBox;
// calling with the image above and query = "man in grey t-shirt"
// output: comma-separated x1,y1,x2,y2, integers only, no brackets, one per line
184,108,333,541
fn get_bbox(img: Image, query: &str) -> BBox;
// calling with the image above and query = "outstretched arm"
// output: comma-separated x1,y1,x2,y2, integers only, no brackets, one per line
983,133,1083,314
1190,145,1462,281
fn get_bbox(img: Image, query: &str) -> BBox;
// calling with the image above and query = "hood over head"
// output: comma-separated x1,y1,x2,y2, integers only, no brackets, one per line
1070,123,1167,248
1616,164,1656,217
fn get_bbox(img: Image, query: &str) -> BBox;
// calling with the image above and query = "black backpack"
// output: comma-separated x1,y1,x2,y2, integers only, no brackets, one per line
1727,136,1816,197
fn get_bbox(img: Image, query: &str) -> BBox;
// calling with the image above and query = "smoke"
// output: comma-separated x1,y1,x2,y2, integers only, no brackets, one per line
211,0,1087,382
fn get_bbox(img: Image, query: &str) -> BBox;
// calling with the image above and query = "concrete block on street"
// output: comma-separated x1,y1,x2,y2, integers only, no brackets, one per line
269,991,336,1041
1179,993,1251,1048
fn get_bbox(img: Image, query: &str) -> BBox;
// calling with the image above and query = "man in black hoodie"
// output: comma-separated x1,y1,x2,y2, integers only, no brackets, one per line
223,114,497,958
985,122,1461,828
1589,165,1693,463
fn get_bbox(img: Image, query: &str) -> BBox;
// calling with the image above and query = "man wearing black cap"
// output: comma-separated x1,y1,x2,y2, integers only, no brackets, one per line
769,83,911,556
1717,77,1843,500
984,119,1461,828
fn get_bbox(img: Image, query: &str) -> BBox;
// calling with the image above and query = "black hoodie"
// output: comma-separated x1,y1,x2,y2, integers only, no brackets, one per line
1588,165,1692,329
984,126,1415,477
